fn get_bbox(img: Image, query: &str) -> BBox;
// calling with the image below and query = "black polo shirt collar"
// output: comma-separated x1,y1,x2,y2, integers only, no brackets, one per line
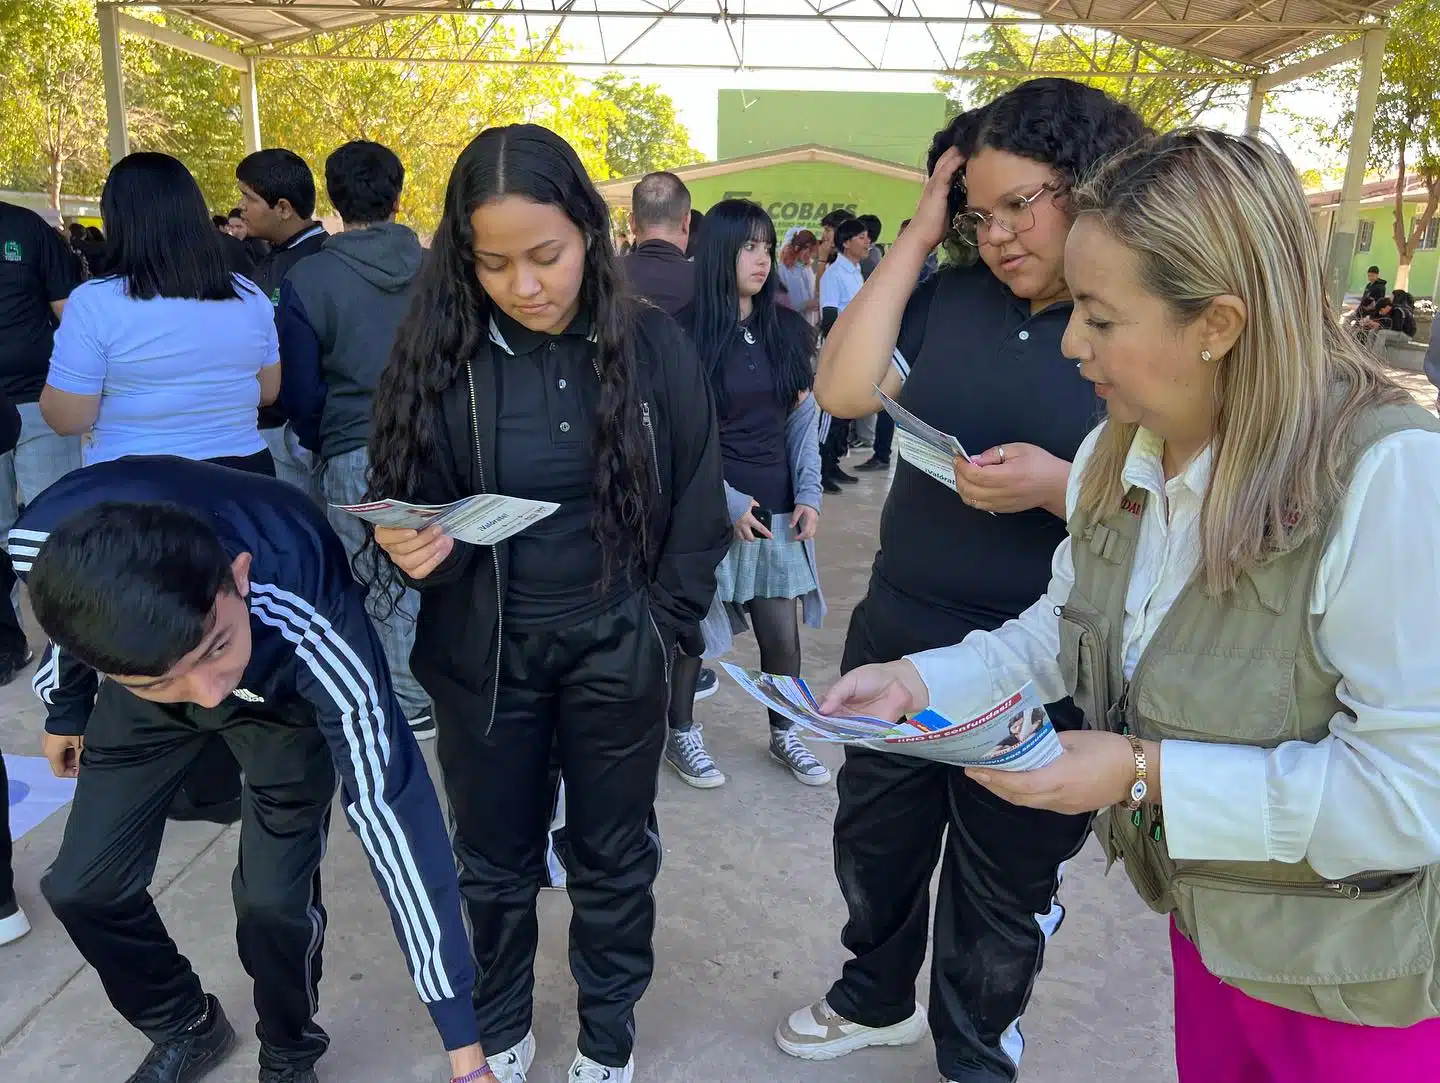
488,308,596,357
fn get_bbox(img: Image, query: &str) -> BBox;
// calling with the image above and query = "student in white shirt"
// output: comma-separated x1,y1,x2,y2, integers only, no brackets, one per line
817,218,871,491
819,129,1440,1082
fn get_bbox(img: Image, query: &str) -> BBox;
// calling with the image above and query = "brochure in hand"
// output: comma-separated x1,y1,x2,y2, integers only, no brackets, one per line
875,386,971,491
720,663,1062,770
334,494,559,547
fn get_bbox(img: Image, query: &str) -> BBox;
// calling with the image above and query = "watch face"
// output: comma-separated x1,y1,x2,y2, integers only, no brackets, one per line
1130,779,1148,805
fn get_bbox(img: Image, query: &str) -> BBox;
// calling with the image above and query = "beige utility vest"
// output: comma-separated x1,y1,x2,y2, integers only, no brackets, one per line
1061,401,1440,1027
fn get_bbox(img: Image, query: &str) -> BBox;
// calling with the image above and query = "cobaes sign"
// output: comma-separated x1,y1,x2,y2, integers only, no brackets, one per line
722,191,860,231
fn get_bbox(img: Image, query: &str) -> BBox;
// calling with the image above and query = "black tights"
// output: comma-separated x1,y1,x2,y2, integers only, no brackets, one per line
668,597,802,731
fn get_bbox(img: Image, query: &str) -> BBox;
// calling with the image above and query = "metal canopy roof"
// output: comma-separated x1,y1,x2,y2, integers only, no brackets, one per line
102,0,1396,74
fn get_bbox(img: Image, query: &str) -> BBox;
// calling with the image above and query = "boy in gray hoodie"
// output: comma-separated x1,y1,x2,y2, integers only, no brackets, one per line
277,140,433,738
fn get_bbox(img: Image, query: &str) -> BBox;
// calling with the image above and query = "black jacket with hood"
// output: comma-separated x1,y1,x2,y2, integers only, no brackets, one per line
278,222,423,460
401,301,730,729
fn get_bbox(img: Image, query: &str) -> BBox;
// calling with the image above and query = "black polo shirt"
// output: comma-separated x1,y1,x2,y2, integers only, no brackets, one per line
491,308,635,631
0,201,82,402
717,316,791,511
869,263,1103,640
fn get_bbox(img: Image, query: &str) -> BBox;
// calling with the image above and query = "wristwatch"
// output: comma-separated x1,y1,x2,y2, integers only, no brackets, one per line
1122,734,1148,811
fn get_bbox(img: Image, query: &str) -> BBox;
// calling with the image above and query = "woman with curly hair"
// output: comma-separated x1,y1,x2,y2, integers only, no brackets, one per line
778,80,1148,1082
368,124,729,1083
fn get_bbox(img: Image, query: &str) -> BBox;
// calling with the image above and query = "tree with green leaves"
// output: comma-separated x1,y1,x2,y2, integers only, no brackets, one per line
585,72,703,180
939,25,1245,132
1316,0,1440,291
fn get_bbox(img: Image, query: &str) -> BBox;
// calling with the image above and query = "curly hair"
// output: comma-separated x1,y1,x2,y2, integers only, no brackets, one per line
366,124,652,594
973,78,1151,193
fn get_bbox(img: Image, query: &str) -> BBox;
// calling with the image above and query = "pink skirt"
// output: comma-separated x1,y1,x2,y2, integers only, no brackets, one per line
1171,918,1440,1082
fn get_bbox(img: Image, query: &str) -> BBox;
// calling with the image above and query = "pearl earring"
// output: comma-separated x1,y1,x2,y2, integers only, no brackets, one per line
1200,349,1213,362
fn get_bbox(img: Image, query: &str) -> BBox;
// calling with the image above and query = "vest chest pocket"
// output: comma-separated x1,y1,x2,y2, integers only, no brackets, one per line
1058,605,1111,730
1134,651,1298,745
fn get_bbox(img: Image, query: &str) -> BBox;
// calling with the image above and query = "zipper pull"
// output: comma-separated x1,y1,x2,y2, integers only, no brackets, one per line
1327,881,1362,899
1150,805,1164,843
1131,808,1143,828
642,402,651,424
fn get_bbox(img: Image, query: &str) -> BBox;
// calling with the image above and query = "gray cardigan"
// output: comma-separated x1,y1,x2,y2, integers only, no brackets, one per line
700,390,827,658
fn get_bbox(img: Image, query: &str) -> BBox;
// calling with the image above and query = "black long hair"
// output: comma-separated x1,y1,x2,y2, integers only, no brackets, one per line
100,152,241,302
367,123,653,585
687,199,815,412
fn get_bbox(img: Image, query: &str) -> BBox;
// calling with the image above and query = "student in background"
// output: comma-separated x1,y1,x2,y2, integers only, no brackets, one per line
368,124,728,1083
667,199,827,790
817,217,871,493
236,149,329,498
776,228,819,325
276,139,433,742
0,391,27,948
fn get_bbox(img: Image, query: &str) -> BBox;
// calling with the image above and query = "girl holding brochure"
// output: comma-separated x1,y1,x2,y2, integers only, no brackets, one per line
665,198,829,790
365,124,730,1083
778,80,1144,1081
822,130,1440,1081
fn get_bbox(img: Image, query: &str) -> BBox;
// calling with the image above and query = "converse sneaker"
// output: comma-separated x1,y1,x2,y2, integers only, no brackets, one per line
664,725,726,789
692,666,719,702
567,1051,633,1082
769,727,831,786
486,1032,536,1083
775,998,927,1061
0,895,31,946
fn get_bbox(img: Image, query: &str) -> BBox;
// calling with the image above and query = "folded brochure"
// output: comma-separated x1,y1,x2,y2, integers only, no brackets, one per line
335,494,558,546
875,386,969,490
721,662,1062,770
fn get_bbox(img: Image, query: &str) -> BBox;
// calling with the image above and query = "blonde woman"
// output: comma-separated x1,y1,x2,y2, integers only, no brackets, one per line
820,128,1440,1082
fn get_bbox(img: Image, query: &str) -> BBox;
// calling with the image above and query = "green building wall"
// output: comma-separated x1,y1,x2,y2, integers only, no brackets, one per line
686,161,922,244
1341,204,1439,298
716,90,944,171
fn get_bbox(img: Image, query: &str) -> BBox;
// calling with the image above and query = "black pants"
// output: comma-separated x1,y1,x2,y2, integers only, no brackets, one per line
872,410,895,464
0,549,26,659
1,749,14,906
668,597,801,731
41,682,336,1071
821,415,851,478
435,590,669,1068
826,594,1091,1083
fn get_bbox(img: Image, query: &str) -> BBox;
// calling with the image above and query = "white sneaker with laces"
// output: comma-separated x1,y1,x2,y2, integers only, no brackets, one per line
567,1051,634,1082
769,727,832,786
775,998,927,1060
486,1031,536,1083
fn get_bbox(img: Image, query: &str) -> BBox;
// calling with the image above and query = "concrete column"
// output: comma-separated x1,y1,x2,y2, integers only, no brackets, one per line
1244,80,1264,134
240,57,262,155
1326,28,1389,307
97,4,129,166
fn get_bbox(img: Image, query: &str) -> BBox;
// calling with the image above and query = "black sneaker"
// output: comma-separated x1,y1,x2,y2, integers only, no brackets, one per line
408,713,437,741
822,477,844,495
258,1068,318,1083
834,467,860,484
693,667,719,702
854,457,890,472
0,646,34,689
124,995,236,1083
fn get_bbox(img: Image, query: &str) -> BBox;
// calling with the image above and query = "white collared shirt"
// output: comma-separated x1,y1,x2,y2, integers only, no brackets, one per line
909,420,1440,879
818,256,864,314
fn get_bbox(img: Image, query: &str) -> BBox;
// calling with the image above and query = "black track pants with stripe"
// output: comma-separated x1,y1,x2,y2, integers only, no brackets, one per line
826,593,1092,1083
42,681,336,1071
434,590,670,1069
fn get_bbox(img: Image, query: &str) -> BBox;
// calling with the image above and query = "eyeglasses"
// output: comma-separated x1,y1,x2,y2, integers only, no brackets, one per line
953,182,1062,248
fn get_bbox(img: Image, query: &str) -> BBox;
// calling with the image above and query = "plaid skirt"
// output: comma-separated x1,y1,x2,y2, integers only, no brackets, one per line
714,515,818,605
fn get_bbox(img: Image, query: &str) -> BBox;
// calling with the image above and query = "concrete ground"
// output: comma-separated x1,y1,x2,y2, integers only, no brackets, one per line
5,366,1434,1083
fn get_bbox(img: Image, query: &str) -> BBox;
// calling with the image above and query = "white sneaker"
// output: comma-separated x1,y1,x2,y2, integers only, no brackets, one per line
567,1051,634,1082
0,899,30,946
775,998,927,1060
486,1031,536,1083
